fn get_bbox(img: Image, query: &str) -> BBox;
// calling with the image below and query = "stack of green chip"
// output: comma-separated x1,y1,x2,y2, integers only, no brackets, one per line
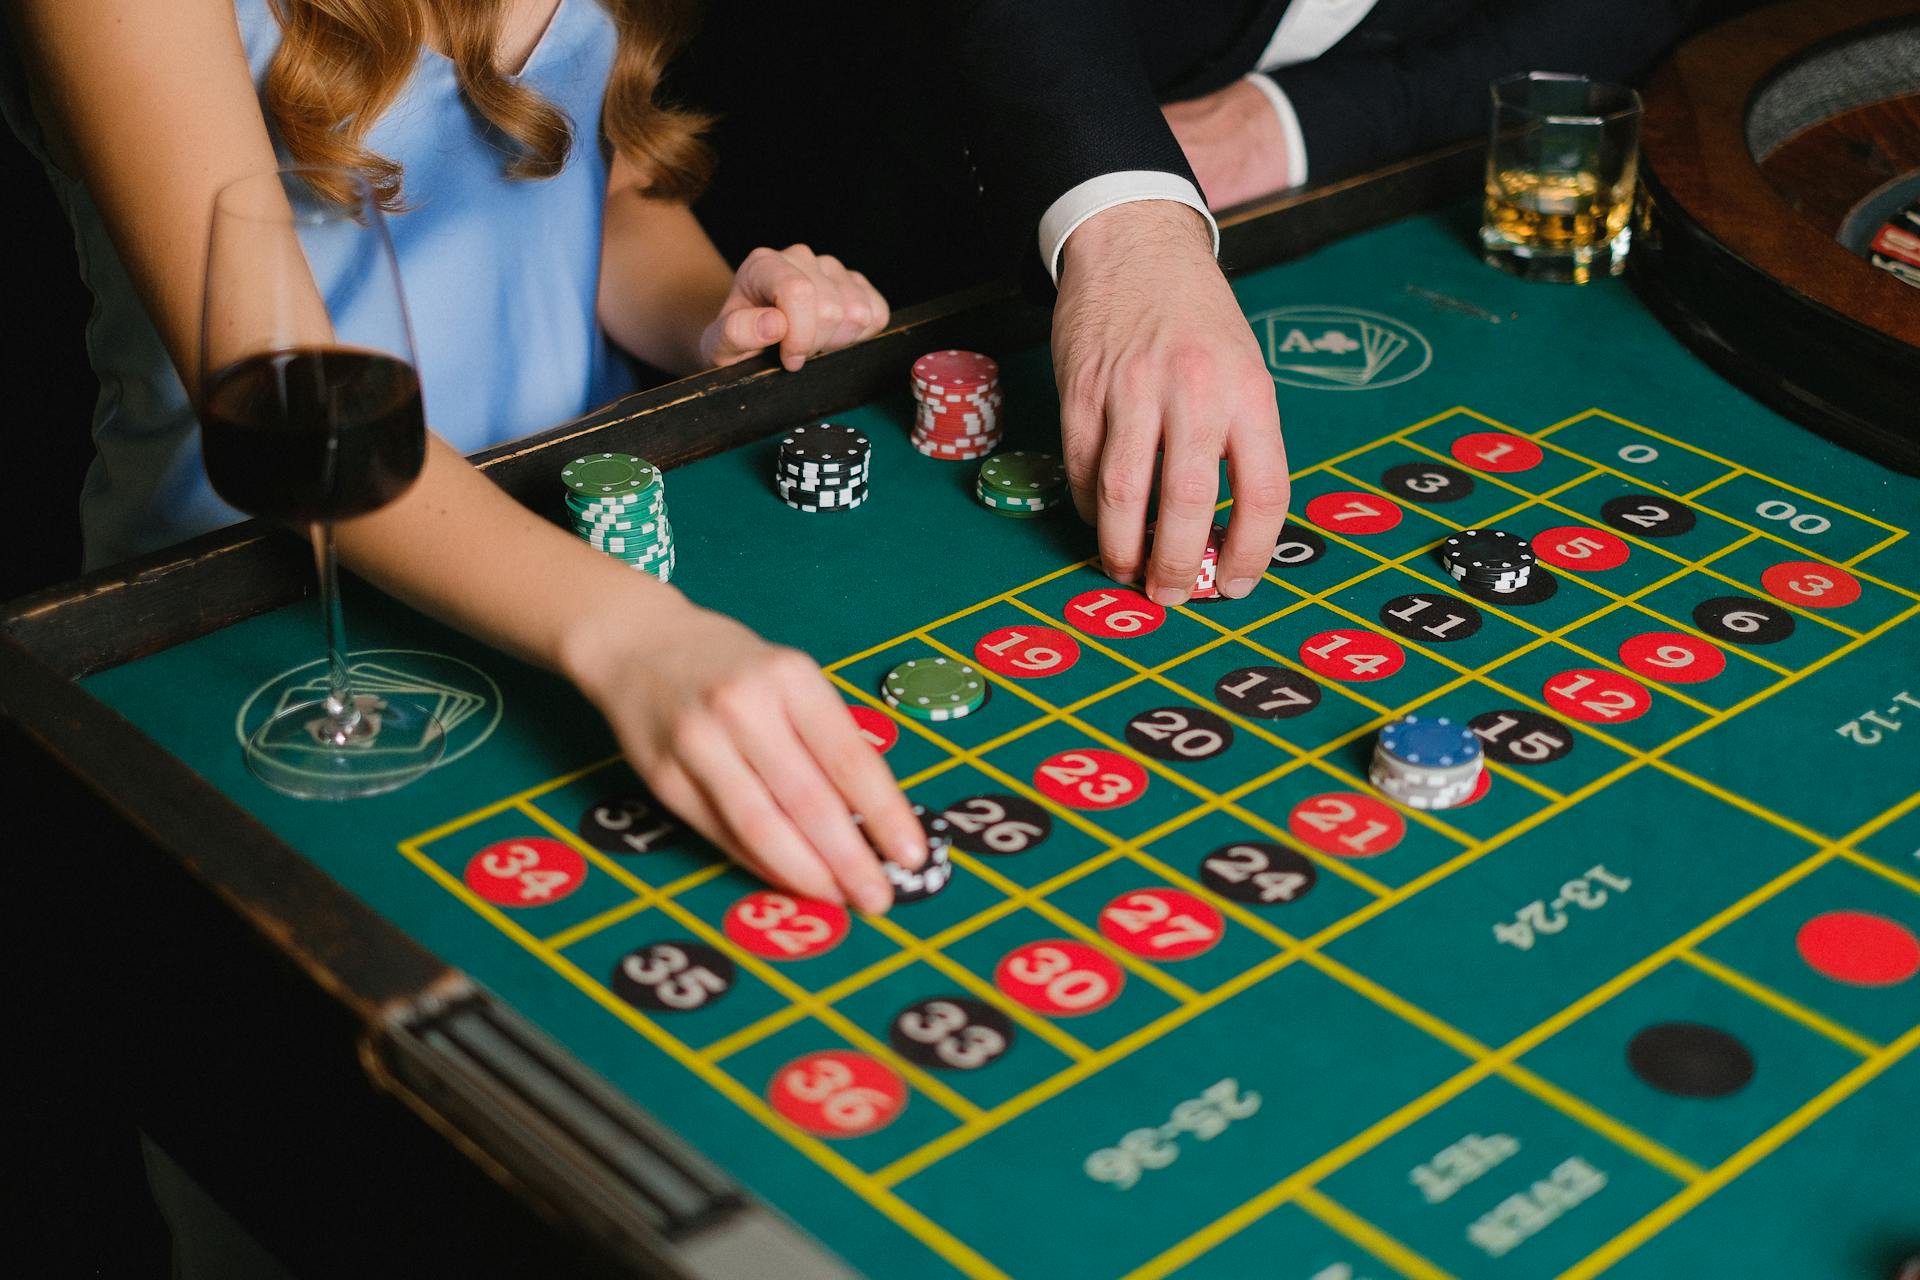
880,657,988,722
562,452,674,582
975,451,1067,518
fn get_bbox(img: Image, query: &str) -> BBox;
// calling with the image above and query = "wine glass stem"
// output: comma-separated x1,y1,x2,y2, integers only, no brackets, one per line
310,520,363,742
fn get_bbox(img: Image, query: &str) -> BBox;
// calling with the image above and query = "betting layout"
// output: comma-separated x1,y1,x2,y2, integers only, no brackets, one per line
405,400,1920,1280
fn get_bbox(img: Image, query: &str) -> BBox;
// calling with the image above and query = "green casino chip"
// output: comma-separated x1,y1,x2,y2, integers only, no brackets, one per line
562,453,660,498
978,451,1065,497
880,657,987,721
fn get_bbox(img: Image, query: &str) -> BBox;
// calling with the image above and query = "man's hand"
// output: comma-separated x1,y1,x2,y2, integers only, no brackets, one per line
1163,79,1295,211
1054,200,1289,605
699,244,890,372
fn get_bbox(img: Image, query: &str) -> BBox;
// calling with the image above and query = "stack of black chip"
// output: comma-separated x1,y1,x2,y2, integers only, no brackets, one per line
776,423,870,512
1440,528,1534,594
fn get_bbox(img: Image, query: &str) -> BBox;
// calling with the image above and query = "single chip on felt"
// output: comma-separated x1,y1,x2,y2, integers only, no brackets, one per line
1626,1022,1754,1098
881,657,988,720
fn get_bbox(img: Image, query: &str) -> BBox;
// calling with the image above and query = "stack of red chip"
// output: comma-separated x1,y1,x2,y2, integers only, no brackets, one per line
1147,520,1228,599
911,349,1002,460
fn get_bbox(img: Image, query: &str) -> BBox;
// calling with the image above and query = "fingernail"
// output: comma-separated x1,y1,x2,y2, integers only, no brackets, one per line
1149,586,1186,606
856,882,893,915
1223,577,1255,599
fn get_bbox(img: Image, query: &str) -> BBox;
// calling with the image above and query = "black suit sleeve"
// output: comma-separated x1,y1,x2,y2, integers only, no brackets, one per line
1267,0,1696,186
933,0,1201,283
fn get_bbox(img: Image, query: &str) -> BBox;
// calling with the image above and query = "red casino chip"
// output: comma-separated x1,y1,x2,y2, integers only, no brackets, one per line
1531,525,1630,572
464,837,587,907
1542,667,1653,722
1098,888,1225,961
768,1050,908,1137
1298,629,1407,682
848,704,898,753
1450,430,1544,473
911,349,999,396
1457,767,1492,806
1065,588,1166,639
1761,560,1862,609
1033,748,1148,810
1796,911,1920,987
724,891,850,960
1288,792,1406,858
995,939,1126,1016
1304,491,1403,535
1618,631,1726,684
974,624,1082,678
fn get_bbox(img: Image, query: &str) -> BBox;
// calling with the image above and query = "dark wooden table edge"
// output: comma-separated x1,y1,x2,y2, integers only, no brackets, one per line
0,141,1483,1276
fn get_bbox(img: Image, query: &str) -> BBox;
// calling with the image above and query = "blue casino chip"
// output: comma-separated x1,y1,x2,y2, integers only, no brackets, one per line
1378,714,1482,767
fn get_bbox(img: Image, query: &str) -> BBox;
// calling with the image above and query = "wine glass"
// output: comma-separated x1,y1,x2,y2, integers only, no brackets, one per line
201,166,445,799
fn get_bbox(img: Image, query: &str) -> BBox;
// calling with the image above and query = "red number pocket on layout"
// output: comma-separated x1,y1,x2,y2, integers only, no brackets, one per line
995,939,1126,1016
464,837,587,907
1618,631,1726,684
1098,888,1224,961
848,704,898,753
1304,491,1403,534
1761,560,1861,610
1450,431,1544,474
768,1050,908,1137
1065,588,1166,639
724,891,851,960
1298,629,1407,682
974,624,1082,678
1795,911,1920,987
1288,792,1407,858
1542,668,1652,723
1531,525,1630,572
1033,748,1148,810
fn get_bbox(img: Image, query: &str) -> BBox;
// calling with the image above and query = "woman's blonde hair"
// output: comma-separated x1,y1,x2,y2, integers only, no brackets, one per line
263,0,712,209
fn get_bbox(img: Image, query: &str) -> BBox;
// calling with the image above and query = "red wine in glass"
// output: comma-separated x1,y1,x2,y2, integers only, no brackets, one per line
202,168,445,799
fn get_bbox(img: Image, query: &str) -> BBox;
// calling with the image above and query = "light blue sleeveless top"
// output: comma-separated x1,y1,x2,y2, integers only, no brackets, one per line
2,0,634,570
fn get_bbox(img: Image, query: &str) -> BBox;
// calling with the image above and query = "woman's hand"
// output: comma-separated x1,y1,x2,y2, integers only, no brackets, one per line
564,591,925,915
699,244,890,372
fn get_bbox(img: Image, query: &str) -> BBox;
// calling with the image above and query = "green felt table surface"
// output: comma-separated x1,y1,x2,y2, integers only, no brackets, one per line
84,205,1920,1279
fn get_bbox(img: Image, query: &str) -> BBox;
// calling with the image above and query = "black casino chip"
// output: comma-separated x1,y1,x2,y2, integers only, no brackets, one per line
1381,461,1476,503
1469,708,1574,765
940,794,1052,856
889,996,1015,1071
578,790,684,854
1213,665,1321,719
1124,705,1236,762
610,941,735,1013
1453,564,1559,606
1198,841,1317,906
1269,522,1327,570
1626,1022,1755,1098
1693,595,1796,645
1378,592,1483,643
1600,494,1697,538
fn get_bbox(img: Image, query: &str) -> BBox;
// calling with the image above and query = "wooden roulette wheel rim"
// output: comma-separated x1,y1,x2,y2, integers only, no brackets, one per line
1631,0,1920,474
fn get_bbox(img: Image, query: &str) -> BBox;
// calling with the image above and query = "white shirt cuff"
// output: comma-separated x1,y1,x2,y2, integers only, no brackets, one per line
1038,171,1220,284
1243,72,1308,190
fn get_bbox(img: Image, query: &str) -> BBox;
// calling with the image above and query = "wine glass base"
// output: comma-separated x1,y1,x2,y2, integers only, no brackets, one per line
244,693,446,800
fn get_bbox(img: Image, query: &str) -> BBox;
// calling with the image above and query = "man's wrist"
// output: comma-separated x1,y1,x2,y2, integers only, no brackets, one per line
1061,199,1215,276
1040,173,1220,284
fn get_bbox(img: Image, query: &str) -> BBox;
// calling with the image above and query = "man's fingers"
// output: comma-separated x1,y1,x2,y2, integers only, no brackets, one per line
1093,402,1158,586
719,692,895,916
1217,410,1290,597
789,672,925,871
1143,418,1221,605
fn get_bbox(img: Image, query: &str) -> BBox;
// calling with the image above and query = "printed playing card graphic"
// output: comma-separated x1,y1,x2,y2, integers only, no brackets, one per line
1252,306,1431,391
239,648,502,768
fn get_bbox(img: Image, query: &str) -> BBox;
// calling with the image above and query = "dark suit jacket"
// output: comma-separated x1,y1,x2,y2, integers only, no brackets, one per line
682,0,1700,303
